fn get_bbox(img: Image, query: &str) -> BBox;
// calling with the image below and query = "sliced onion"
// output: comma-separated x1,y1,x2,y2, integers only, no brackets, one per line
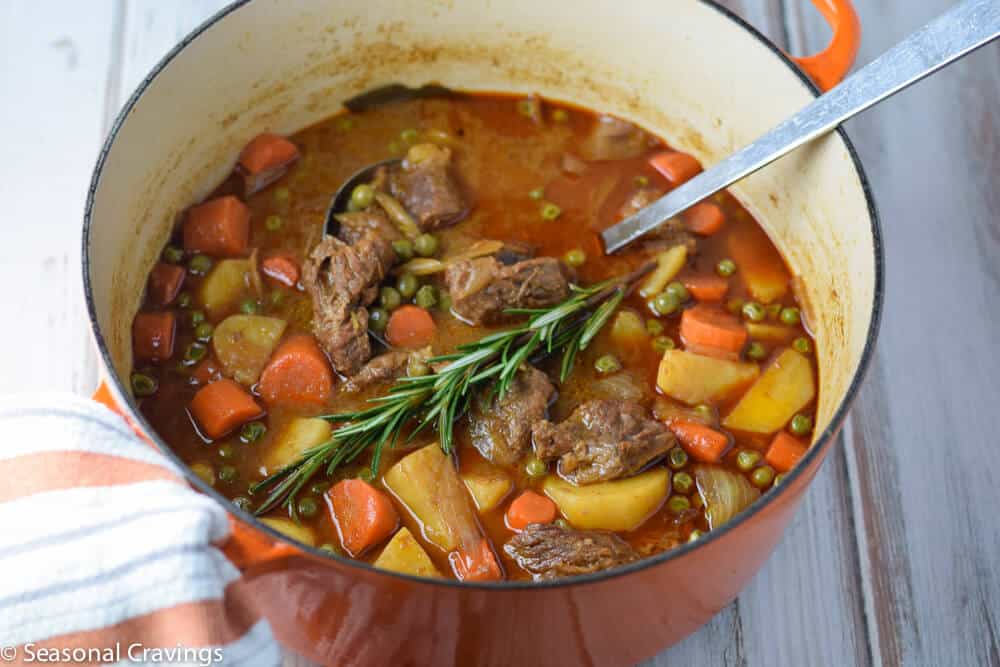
394,258,446,276
374,191,421,239
592,371,649,402
443,239,505,264
693,464,760,529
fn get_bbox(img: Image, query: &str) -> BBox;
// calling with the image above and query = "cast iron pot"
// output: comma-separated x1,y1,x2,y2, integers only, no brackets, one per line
83,1,880,664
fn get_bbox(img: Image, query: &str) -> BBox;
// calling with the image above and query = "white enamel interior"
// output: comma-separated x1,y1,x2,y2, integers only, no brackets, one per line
86,0,877,440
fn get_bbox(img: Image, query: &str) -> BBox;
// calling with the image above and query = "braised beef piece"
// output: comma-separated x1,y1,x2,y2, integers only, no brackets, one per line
581,115,649,161
504,523,639,580
388,143,467,230
334,208,403,247
344,347,431,392
469,366,555,466
302,231,395,375
445,257,570,325
532,399,674,484
618,187,697,255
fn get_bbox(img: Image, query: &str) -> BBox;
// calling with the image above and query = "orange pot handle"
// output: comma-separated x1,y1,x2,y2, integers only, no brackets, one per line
791,0,862,91
91,378,304,578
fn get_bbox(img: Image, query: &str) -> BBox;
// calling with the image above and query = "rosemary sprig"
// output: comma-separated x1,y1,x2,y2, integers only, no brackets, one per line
249,264,652,517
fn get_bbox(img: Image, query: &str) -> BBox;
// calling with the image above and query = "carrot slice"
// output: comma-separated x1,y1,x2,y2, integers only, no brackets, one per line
191,357,222,386
239,133,299,176
261,254,300,288
183,195,250,257
147,263,186,306
258,334,333,406
505,490,558,531
680,304,748,354
327,479,399,557
132,312,176,363
450,538,503,582
683,275,729,302
189,378,264,439
683,202,725,236
386,305,437,349
766,431,808,473
669,420,731,463
649,151,702,186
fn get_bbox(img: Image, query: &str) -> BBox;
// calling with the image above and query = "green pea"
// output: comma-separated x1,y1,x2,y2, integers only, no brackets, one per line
400,128,420,145
529,187,545,200
667,495,691,514
673,471,694,495
688,529,704,543
779,307,801,326
652,291,681,316
162,245,184,264
736,449,762,472
195,322,214,342
665,281,689,302
189,254,213,275
232,496,252,512
751,465,776,489
297,497,320,519
240,421,266,444
265,214,283,231
742,301,766,322
667,446,689,470
369,307,389,332
131,372,158,397
380,286,402,311
438,293,452,312
176,292,193,309
273,187,290,203
693,404,714,422
397,273,419,298
634,175,649,187
525,457,548,478
185,342,207,364
746,341,767,360
726,298,744,315
540,202,562,221
191,463,215,487
240,299,260,315
652,336,675,353
350,184,375,211
789,413,813,436
551,109,569,123
392,239,414,261
645,319,664,336
218,465,238,483
563,248,586,267
414,233,439,257
716,258,737,277
414,285,438,309
594,354,622,375
188,310,206,326
793,337,812,355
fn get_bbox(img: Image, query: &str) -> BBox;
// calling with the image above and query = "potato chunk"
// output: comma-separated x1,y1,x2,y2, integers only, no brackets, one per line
657,349,760,405
262,418,332,473
723,348,815,434
212,315,287,385
542,468,669,531
260,517,315,547
373,527,441,577
199,259,253,319
460,459,513,512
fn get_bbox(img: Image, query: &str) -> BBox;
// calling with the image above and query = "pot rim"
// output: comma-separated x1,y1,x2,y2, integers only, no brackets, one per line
81,0,884,590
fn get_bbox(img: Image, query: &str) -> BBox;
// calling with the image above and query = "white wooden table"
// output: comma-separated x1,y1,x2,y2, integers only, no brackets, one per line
2,2,998,665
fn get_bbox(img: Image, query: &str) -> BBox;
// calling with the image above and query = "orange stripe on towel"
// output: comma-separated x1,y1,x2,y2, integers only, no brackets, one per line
0,451,183,504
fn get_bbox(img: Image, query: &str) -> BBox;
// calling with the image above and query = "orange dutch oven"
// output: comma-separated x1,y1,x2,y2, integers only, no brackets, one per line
83,1,879,664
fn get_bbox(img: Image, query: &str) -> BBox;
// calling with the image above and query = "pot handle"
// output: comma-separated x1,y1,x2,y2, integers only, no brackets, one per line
91,379,304,578
790,0,861,91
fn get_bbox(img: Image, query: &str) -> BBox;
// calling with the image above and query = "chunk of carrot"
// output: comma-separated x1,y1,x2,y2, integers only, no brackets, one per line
239,133,299,176
261,254,300,288
191,357,222,386
505,490,558,531
327,478,399,556
683,275,729,302
765,431,808,473
132,312,176,363
183,195,250,258
189,378,264,439
649,151,702,186
669,420,731,463
680,304,748,354
683,202,725,236
258,334,333,406
147,263,186,306
450,538,504,582
386,305,437,349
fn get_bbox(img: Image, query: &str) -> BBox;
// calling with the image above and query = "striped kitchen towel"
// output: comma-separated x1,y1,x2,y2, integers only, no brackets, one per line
0,394,281,667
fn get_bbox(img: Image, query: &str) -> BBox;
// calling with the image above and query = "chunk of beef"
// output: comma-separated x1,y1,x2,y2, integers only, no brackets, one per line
302,232,395,375
445,257,570,325
388,143,467,230
532,399,674,484
334,208,402,248
618,187,697,255
469,366,555,466
581,115,649,161
344,347,431,392
504,523,638,580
